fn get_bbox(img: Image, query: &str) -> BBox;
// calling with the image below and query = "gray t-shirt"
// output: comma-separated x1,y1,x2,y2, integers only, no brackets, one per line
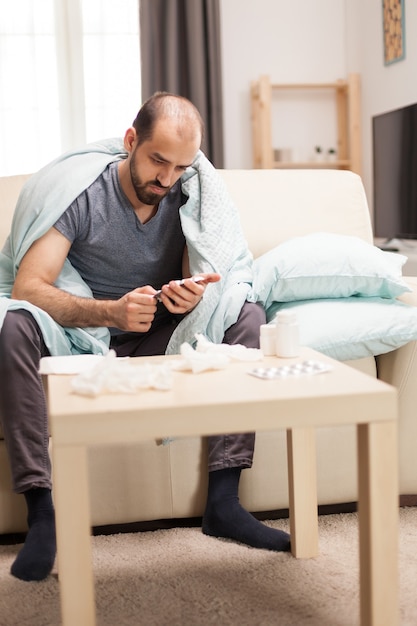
54,161,187,329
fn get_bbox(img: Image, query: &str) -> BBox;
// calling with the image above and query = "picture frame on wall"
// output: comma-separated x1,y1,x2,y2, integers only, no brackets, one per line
382,0,405,65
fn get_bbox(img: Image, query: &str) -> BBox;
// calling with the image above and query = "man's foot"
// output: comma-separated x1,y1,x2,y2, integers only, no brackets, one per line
203,468,290,552
202,498,290,552
11,488,56,582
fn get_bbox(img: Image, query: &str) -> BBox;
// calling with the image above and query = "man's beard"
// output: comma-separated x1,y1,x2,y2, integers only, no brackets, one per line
129,151,170,206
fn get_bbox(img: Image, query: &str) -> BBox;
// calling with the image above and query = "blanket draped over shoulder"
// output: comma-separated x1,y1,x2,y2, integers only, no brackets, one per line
0,139,253,356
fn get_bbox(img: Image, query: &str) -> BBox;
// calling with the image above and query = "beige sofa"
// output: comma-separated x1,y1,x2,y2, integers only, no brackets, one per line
1,168,417,534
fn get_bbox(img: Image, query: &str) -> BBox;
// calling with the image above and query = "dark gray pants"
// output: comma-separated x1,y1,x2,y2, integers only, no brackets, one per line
0,303,265,493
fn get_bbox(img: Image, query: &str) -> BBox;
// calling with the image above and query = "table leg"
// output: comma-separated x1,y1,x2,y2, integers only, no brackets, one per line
286,427,319,558
357,421,399,626
52,444,96,626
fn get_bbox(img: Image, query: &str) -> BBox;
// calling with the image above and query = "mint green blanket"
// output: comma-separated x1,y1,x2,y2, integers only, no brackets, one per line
0,139,253,355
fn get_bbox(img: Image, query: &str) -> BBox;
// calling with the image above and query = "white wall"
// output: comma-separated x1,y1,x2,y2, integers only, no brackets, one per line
220,0,417,217
219,0,348,168
353,0,417,214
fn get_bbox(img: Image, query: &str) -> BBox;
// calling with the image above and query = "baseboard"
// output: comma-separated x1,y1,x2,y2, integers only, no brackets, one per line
2,496,416,544
92,495,417,536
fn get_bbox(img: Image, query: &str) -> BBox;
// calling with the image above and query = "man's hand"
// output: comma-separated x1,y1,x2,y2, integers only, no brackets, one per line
110,286,157,332
156,273,221,314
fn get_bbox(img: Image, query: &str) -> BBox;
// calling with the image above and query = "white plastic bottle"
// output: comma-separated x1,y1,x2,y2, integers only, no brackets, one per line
259,323,276,356
275,310,300,358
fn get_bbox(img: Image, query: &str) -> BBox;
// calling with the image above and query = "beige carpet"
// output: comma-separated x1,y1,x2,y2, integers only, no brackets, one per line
0,508,417,626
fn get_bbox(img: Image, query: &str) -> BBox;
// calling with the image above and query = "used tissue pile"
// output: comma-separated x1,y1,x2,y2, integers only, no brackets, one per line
65,334,263,397
175,334,262,373
70,351,174,397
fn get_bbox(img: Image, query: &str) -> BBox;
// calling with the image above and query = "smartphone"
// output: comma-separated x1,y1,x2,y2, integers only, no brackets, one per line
153,275,205,301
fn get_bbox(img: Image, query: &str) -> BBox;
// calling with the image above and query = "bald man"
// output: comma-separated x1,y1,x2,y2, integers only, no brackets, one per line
0,93,290,582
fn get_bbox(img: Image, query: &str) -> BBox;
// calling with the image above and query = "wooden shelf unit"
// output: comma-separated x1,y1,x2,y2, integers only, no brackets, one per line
250,73,362,176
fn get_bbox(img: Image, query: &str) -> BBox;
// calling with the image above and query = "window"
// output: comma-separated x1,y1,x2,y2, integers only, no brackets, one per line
0,0,141,176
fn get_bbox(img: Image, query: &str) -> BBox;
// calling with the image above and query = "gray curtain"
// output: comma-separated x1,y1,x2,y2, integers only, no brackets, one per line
139,0,224,167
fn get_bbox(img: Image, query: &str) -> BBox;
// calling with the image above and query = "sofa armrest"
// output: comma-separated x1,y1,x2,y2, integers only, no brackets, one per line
377,275,417,493
398,276,417,306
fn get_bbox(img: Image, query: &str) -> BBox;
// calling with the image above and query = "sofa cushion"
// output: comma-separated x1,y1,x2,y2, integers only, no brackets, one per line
252,232,410,309
266,296,417,361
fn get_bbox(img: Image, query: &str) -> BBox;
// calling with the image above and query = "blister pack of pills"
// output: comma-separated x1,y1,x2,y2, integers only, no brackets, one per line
248,359,333,380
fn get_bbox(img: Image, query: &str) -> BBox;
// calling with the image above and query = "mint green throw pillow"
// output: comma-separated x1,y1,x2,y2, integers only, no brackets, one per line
267,297,417,361
253,233,410,309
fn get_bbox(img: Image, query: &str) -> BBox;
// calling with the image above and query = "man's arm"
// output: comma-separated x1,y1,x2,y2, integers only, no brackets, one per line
12,227,158,332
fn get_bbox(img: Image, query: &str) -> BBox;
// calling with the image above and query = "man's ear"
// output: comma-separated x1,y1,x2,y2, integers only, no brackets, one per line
123,127,137,153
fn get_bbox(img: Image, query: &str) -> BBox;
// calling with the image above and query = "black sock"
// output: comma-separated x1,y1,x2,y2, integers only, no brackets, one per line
202,468,290,552
11,488,56,582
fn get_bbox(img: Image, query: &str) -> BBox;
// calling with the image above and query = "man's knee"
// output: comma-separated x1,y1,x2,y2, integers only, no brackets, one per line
0,310,44,355
223,302,266,348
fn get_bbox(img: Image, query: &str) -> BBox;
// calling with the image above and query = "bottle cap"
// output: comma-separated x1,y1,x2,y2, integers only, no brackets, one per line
276,310,297,323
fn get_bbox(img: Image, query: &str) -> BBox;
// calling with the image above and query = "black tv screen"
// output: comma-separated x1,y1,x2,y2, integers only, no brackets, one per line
372,103,417,240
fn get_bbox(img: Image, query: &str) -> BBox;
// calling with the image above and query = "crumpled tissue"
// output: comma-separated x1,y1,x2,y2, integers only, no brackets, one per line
195,334,262,361
71,350,173,397
172,334,263,374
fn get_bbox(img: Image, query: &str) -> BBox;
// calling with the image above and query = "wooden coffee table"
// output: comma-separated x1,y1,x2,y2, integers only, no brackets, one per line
45,348,398,626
